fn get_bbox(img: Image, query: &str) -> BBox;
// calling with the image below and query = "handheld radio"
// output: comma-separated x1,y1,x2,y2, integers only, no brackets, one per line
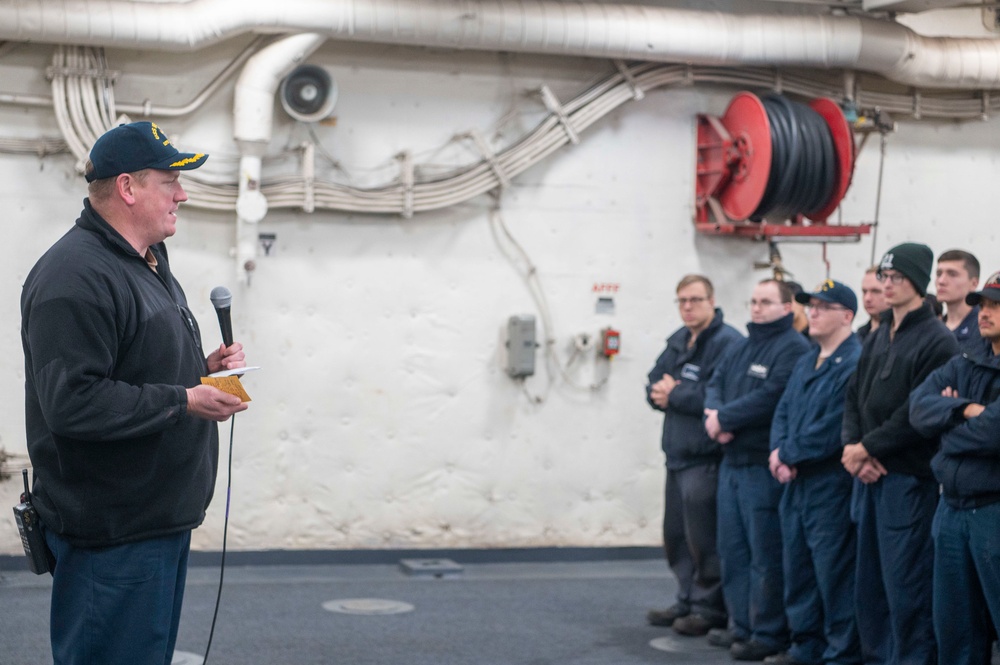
12,469,51,575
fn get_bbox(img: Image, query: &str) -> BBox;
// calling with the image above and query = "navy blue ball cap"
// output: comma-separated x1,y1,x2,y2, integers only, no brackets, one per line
794,279,858,314
966,270,1000,306
86,121,208,182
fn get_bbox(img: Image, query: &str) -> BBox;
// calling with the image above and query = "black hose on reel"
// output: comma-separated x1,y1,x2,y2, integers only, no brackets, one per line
752,94,838,221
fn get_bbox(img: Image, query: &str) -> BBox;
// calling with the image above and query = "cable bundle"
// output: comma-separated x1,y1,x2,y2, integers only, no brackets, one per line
753,94,837,221
48,56,865,217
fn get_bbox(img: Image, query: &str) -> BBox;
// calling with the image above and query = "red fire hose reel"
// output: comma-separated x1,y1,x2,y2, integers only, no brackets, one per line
695,91,870,240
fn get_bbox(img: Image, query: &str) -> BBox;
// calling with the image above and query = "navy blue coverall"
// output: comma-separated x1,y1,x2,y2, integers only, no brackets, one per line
705,312,809,650
771,336,862,665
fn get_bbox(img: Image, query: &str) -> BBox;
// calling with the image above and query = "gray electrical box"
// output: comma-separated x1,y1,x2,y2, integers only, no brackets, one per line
506,315,537,378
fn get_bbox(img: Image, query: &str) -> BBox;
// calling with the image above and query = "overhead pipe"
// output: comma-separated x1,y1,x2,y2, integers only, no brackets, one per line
232,32,327,284
120,35,270,118
1,0,1000,90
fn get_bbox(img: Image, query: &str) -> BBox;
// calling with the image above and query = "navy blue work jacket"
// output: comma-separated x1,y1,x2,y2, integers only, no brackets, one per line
646,309,743,469
947,306,982,358
705,312,810,466
910,341,1000,508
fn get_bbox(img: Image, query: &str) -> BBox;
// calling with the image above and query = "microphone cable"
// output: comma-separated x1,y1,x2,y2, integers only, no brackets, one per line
752,94,837,221
202,413,235,665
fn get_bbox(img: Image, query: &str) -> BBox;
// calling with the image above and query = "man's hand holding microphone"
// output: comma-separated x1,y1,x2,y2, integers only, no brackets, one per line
187,286,249,422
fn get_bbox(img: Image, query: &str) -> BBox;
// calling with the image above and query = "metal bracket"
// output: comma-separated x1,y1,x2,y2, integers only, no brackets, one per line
613,60,644,100
300,142,316,213
398,151,414,218
467,129,510,189
539,85,580,144
45,65,120,82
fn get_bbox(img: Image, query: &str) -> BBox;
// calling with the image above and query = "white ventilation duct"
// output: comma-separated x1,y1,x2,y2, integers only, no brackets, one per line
2,0,1000,90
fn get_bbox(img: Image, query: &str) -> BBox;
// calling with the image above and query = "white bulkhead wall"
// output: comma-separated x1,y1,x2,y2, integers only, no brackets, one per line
1,15,1000,554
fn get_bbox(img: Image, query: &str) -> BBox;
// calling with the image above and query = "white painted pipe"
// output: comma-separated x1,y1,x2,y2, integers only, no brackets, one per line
233,33,326,282
235,153,267,284
1,0,1000,89
233,33,327,145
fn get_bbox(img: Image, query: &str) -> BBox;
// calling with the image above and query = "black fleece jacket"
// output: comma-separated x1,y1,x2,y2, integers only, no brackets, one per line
21,199,218,548
842,302,959,478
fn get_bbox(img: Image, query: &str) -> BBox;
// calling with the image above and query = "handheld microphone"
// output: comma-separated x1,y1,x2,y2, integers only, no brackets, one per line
210,286,234,347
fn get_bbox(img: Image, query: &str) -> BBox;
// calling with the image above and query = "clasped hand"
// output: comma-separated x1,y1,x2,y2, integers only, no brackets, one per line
841,442,886,484
704,408,733,444
650,374,677,408
768,448,796,484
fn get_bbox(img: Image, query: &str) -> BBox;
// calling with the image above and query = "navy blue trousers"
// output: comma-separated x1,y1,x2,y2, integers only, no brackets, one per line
663,463,725,620
44,528,191,665
780,469,860,665
717,460,787,648
853,474,936,665
932,499,1000,665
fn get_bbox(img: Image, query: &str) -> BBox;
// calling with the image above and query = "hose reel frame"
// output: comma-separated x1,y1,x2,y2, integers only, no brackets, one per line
695,91,870,241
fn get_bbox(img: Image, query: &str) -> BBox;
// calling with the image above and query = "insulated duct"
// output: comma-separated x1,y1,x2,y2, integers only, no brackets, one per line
2,0,1000,90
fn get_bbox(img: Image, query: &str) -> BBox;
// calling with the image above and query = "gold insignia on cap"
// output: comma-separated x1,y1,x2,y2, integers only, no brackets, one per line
169,153,204,168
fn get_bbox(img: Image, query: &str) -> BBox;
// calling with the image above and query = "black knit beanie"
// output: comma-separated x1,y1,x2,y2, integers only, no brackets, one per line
878,243,933,296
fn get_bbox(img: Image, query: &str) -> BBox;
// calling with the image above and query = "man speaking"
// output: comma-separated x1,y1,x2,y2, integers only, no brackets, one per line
21,122,248,664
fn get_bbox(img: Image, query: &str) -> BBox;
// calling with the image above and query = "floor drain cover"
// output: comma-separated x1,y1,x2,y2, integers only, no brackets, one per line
322,598,415,615
649,636,717,653
649,637,683,653
398,558,464,578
